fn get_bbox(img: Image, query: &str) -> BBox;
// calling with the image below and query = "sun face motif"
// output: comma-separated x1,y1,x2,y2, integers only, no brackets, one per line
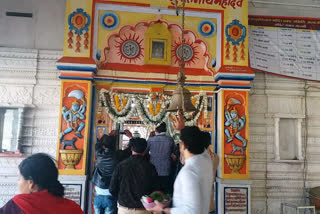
172,39,199,65
115,33,144,63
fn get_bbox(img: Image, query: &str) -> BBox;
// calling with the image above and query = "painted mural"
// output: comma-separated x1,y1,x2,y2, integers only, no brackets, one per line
67,8,91,53
92,0,249,66
55,0,254,211
96,11,217,76
222,90,249,179
225,19,247,62
57,81,91,175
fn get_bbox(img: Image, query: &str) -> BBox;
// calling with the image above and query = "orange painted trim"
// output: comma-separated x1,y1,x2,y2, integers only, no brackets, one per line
96,85,111,90
96,74,217,84
221,10,224,66
112,88,150,93
151,88,163,93
90,0,96,58
217,65,254,74
94,0,150,7
167,6,223,14
218,80,251,86
100,63,212,76
57,57,96,64
60,72,94,78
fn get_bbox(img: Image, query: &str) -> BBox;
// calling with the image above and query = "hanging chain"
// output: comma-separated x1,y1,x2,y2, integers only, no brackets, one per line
179,0,186,111
177,0,186,87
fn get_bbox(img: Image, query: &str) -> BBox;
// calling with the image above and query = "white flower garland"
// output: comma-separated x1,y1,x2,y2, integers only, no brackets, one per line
184,94,206,126
99,89,135,123
100,89,133,115
98,89,208,126
141,93,170,123
135,99,171,128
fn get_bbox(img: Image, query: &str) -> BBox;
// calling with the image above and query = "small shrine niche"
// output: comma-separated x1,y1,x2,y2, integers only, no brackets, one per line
145,22,172,65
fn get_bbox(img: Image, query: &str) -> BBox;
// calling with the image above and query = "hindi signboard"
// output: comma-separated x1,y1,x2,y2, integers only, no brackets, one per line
249,16,320,81
63,184,82,206
224,187,248,214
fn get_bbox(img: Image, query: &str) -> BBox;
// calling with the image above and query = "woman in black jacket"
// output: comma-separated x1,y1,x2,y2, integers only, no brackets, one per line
92,135,119,214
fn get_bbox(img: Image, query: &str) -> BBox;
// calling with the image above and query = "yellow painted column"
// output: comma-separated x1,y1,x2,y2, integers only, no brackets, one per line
56,80,92,175
215,89,251,214
218,89,249,179
55,0,95,210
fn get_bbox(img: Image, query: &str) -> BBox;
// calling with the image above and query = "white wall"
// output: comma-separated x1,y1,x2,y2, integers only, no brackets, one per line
248,3,320,212
249,71,320,213
0,47,61,206
0,0,66,49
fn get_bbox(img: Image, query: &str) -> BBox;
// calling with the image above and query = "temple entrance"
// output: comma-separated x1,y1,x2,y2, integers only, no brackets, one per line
119,121,151,149
54,0,253,213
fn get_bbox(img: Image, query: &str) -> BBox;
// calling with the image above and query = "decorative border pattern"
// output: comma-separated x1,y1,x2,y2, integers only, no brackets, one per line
68,8,91,35
225,19,246,45
100,12,119,30
198,20,216,37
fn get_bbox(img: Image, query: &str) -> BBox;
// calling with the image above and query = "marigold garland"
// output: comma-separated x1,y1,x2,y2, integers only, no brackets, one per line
98,89,208,126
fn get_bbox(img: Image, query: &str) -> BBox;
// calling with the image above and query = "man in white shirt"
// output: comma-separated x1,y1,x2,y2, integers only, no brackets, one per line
148,113,213,214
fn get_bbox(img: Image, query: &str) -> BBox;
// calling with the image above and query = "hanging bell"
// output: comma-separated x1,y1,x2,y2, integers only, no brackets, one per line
167,0,196,113
167,85,196,112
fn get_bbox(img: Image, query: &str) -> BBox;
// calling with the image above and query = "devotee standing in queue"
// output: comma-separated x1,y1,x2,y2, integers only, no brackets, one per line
92,130,134,214
109,138,158,214
92,135,119,214
147,122,175,193
0,153,84,214
147,112,213,214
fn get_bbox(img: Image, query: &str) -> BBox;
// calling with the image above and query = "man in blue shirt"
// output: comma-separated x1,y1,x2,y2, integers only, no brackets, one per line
147,122,175,193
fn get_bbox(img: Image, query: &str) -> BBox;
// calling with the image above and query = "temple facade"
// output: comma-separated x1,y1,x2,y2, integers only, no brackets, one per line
0,0,320,213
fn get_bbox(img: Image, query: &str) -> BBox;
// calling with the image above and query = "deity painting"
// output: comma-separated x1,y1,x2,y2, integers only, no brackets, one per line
60,89,86,142
57,82,90,173
151,41,165,59
207,97,213,111
223,91,248,177
97,107,107,125
202,113,213,129
224,98,247,148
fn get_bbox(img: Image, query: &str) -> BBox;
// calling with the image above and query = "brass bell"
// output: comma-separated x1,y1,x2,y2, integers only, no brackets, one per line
167,0,196,113
167,85,196,112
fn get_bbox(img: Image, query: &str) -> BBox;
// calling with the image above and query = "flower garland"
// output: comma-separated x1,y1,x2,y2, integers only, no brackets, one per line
99,89,134,123
135,99,170,128
98,89,208,126
183,94,207,126
114,94,127,112
109,92,132,115
140,93,171,126
148,94,165,115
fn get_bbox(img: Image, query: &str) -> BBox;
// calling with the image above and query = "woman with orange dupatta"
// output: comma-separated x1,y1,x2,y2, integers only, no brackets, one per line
0,153,84,214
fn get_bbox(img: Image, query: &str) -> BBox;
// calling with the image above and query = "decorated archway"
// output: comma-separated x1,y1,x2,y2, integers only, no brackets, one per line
56,0,254,213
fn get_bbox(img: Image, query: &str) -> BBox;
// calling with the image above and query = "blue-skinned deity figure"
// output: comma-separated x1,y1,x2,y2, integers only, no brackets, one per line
224,107,247,147
60,99,86,141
